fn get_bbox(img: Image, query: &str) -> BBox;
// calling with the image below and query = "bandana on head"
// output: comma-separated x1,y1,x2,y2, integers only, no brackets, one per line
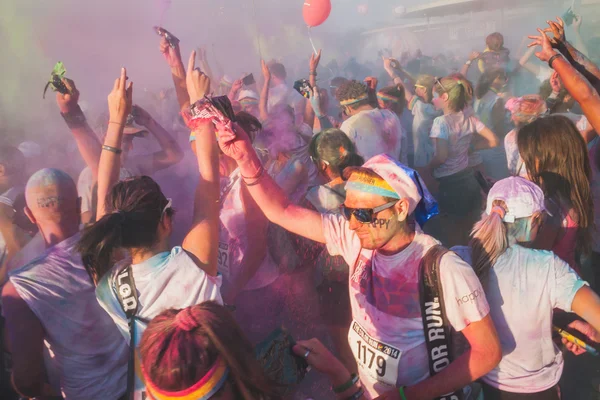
376,92,401,103
346,154,439,226
143,356,230,400
506,95,547,124
339,95,369,106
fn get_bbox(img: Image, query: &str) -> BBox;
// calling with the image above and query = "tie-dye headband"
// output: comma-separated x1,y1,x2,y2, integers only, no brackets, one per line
143,356,230,400
339,95,369,106
376,92,401,103
240,98,258,107
346,173,400,199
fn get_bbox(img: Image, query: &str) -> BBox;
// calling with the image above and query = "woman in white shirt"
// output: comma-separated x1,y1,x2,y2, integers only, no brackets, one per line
423,75,499,245
453,176,600,399
77,65,223,399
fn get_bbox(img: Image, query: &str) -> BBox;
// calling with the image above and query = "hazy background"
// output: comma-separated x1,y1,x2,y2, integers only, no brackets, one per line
1,0,597,146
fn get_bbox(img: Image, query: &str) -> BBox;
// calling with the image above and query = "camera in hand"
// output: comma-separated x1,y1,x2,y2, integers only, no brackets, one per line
154,26,180,49
293,79,313,99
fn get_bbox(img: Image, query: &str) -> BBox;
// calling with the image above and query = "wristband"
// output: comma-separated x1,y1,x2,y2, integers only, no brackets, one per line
333,373,359,394
102,145,123,155
465,60,472,66
309,70,317,76
398,386,408,400
548,54,563,69
346,387,364,400
61,106,87,129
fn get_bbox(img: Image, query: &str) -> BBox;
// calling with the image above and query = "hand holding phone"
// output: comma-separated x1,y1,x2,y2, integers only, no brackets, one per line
154,26,180,48
294,79,312,98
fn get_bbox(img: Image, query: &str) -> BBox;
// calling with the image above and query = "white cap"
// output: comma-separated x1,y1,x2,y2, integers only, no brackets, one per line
486,177,546,223
238,89,259,101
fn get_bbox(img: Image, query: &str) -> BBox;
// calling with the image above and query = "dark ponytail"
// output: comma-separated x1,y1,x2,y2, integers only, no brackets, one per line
77,176,173,285
309,129,364,177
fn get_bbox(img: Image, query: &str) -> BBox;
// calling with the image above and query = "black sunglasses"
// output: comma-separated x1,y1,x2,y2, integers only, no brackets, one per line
340,201,398,224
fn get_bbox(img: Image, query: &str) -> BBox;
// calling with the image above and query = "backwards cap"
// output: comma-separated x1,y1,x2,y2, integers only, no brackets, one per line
486,176,546,223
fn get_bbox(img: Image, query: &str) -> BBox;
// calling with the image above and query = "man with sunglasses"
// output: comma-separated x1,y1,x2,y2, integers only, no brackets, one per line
217,118,502,399
336,80,406,163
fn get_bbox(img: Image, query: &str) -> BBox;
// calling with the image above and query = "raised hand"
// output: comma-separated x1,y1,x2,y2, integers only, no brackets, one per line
216,122,253,163
542,17,566,48
468,51,481,61
132,105,152,126
56,78,80,114
160,36,183,68
309,87,323,118
573,15,582,31
527,28,559,63
310,49,322,72
186,51,211,105
107,68,133,125
261,60,271,81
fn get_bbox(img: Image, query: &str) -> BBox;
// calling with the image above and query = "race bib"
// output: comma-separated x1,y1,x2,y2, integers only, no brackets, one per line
217,242,230,279
348,320,401,387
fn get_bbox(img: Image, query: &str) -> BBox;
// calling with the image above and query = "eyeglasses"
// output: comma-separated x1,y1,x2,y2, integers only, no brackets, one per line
434,77,448,93
340,200,398,224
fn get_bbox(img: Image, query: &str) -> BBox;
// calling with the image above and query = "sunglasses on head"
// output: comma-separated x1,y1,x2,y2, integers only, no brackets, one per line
340,200,398,224
434,77,448,93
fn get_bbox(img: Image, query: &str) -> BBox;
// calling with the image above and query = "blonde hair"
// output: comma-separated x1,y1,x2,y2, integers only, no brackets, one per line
470,200,530,283
434,75,473,112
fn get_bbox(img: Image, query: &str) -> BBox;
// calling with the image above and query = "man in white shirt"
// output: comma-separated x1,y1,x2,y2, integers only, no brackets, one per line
226,130,502,399
266,61,306,126
2,168,128,399
337,80,407,163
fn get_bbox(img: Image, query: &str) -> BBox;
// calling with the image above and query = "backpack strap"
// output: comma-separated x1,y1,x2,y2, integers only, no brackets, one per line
419,245,463,400
115,265,139,400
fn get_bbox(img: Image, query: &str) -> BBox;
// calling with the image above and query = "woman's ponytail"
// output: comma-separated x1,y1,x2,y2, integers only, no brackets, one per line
78,212,126,285
470,202,509,283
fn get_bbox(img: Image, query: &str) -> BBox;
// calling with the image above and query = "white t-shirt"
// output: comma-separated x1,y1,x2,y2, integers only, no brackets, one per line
10,233,129,400
322,214,490,398
268,83,306,127
96,246,223,400
77,164,143,214
430,112,485,178
340,109,407,163
452,245,587,393
410,98,441,168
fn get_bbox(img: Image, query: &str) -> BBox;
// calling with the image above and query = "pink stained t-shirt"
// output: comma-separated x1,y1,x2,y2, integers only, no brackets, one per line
322,213,490,399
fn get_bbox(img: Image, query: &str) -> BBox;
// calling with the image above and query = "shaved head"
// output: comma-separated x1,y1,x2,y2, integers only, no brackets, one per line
25,168,79,224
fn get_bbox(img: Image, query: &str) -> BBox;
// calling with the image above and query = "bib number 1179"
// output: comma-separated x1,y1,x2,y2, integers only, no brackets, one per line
356,340,387,377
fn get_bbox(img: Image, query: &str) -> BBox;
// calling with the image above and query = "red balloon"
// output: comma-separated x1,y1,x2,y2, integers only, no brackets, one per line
303,0,332,27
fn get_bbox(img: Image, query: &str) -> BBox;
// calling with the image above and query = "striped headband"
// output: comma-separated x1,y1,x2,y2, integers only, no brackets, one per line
376,92,401,103
143,356,230,400
240,98,258,106
340,95,369,106
346,172,400,199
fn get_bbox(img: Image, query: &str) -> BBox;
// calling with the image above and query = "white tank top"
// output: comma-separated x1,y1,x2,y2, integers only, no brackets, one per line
219,169,279,290
9,232,128,400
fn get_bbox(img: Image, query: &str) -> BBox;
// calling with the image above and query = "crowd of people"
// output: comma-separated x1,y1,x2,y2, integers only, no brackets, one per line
2,13,600,400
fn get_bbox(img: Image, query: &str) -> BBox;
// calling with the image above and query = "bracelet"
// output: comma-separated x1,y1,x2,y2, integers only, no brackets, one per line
333,373,359,394
309,70,317,76
61,106,87,129
465,60,472,66
398,386,408,400
346,387,364,400
102,145,123,155
243,167,265,186
108,121,124,126
241,165,264,181
548,54,563,69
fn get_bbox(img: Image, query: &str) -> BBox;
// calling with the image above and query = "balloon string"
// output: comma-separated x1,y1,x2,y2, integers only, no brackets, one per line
307,26,318,55
251,0,263,60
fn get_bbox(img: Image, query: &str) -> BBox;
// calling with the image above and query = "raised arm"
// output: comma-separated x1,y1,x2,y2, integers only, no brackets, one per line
259,60,270,122
56,79,102,178
571,15,589,57
181,52,219,277
529,28,600,136
216,122,325,244
460,51,481,79
130,105,183,174
519,46,542,76
197,47,216,85
96,68,133,220
304,49,322,128
160,36,190,112
544,17,600,91
383,57,413,104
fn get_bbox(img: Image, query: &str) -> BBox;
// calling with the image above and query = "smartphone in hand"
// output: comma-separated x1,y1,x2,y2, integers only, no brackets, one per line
154,26,180,48
293,79,313,99
242,73,255,86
